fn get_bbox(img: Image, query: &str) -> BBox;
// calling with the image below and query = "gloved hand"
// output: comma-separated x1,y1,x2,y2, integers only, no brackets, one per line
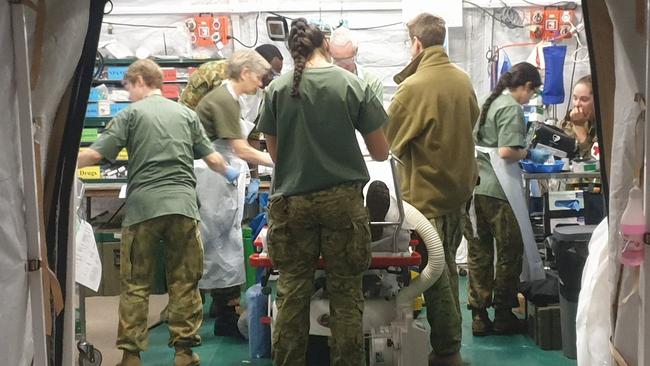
527,148,551,164
223,165,240,184
246,178,260,204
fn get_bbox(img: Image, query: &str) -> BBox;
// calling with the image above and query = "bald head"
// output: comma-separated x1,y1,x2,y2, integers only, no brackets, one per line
329,27,358,73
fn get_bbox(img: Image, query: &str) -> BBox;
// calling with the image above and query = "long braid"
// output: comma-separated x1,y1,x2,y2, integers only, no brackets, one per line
288,18,324,98
291,53,306,97
477,73,512,128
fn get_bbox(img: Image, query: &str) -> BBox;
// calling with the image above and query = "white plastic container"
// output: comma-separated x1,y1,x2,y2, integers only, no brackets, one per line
619,182,645,266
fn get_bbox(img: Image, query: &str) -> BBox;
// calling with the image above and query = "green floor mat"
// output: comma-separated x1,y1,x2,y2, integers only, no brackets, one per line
143,277,576,365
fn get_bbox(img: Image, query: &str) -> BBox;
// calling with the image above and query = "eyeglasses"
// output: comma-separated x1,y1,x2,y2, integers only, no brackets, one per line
532,87,542,98
403,36,418,47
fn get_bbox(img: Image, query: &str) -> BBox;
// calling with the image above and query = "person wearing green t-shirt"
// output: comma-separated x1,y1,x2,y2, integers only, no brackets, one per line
192,50,275,338
469,62,546,338
329,26,384,103
257,18,389,366
77,59,237,366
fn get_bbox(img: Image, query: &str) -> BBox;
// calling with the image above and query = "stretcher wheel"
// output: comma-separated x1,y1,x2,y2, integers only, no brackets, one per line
78,348,102,366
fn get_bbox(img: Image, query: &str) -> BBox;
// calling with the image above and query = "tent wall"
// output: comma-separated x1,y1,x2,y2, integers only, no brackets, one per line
2,0,93,364
102,1,589,117
1,2,35,364
602,0,647,364
43,1,104,363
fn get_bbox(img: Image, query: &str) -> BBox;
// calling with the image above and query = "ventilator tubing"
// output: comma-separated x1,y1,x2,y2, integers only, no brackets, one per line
395,201,445,315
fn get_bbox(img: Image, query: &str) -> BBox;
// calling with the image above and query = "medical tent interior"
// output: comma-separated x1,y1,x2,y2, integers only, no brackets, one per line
0,0,648,365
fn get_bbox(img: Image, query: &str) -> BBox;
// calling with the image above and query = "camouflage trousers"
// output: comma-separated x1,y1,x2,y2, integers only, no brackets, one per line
416,209,464,356
466,195,523,310
267,183,371,366
116,214,204,352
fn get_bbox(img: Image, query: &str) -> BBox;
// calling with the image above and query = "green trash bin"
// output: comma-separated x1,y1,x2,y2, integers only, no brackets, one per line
243,226,256,289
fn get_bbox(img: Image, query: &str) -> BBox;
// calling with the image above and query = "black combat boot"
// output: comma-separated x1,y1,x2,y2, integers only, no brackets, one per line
471,308,493,336
366,180,391,241
213,304,242,338
493,308,527,335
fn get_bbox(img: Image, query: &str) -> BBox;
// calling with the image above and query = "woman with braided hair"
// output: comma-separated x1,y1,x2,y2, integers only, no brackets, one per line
257,18,389,366
468,62,547,337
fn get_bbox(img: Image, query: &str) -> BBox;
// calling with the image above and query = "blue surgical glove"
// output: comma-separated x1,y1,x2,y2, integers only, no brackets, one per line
246,178,260,204
527,149,551,164
223,165,240,184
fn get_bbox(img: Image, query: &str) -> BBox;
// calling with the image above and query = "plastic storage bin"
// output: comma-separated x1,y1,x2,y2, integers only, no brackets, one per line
246,284,271,359
550,225,596,359
520,159,565,173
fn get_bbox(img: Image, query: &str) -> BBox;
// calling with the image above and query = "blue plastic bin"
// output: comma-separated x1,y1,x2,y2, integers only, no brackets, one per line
520,159,565,173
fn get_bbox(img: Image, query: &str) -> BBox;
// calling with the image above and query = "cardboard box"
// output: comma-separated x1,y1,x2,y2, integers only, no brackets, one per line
527,301,562,350
101,242,121,296
548,191,584,212
94,232,167,296
550,217,585,233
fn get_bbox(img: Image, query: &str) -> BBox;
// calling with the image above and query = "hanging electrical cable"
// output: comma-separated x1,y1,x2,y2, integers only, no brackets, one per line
93,51,104,80
268,11,294,21
103,21,176,29
264,11,401,31
520,0,578,9
563,39,580,119
349,22,403,30
463,0,526,29
227,12,260,48
104,0,113,15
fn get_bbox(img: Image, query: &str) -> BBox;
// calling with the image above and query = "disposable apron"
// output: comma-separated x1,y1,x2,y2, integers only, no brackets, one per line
195,117,255,290
473,146,545,282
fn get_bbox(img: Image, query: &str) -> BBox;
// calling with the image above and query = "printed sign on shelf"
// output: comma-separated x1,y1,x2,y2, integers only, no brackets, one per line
78,166,101,180
162,68,178,82
106,66,128,81
117,148,129,161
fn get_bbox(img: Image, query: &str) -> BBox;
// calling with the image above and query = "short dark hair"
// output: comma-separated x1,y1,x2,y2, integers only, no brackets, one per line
407,13,446,48
255,44,283,64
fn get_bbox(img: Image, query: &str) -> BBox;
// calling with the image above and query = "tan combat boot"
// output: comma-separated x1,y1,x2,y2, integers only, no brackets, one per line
493,308,527,335
116,350,141,366
471,308,493,336
174,347,200,366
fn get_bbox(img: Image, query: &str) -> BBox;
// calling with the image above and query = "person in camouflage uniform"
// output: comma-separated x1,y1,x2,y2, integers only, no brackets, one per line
267,185,373,366
179,60,228,109
470,62,542,337
561,75,597,159
465,196,523,334
257,18,389,366
117,216,205,353
77,59,238,366
383,14,479,366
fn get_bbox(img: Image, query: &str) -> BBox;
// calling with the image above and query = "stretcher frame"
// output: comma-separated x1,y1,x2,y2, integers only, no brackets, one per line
249,155,421,272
